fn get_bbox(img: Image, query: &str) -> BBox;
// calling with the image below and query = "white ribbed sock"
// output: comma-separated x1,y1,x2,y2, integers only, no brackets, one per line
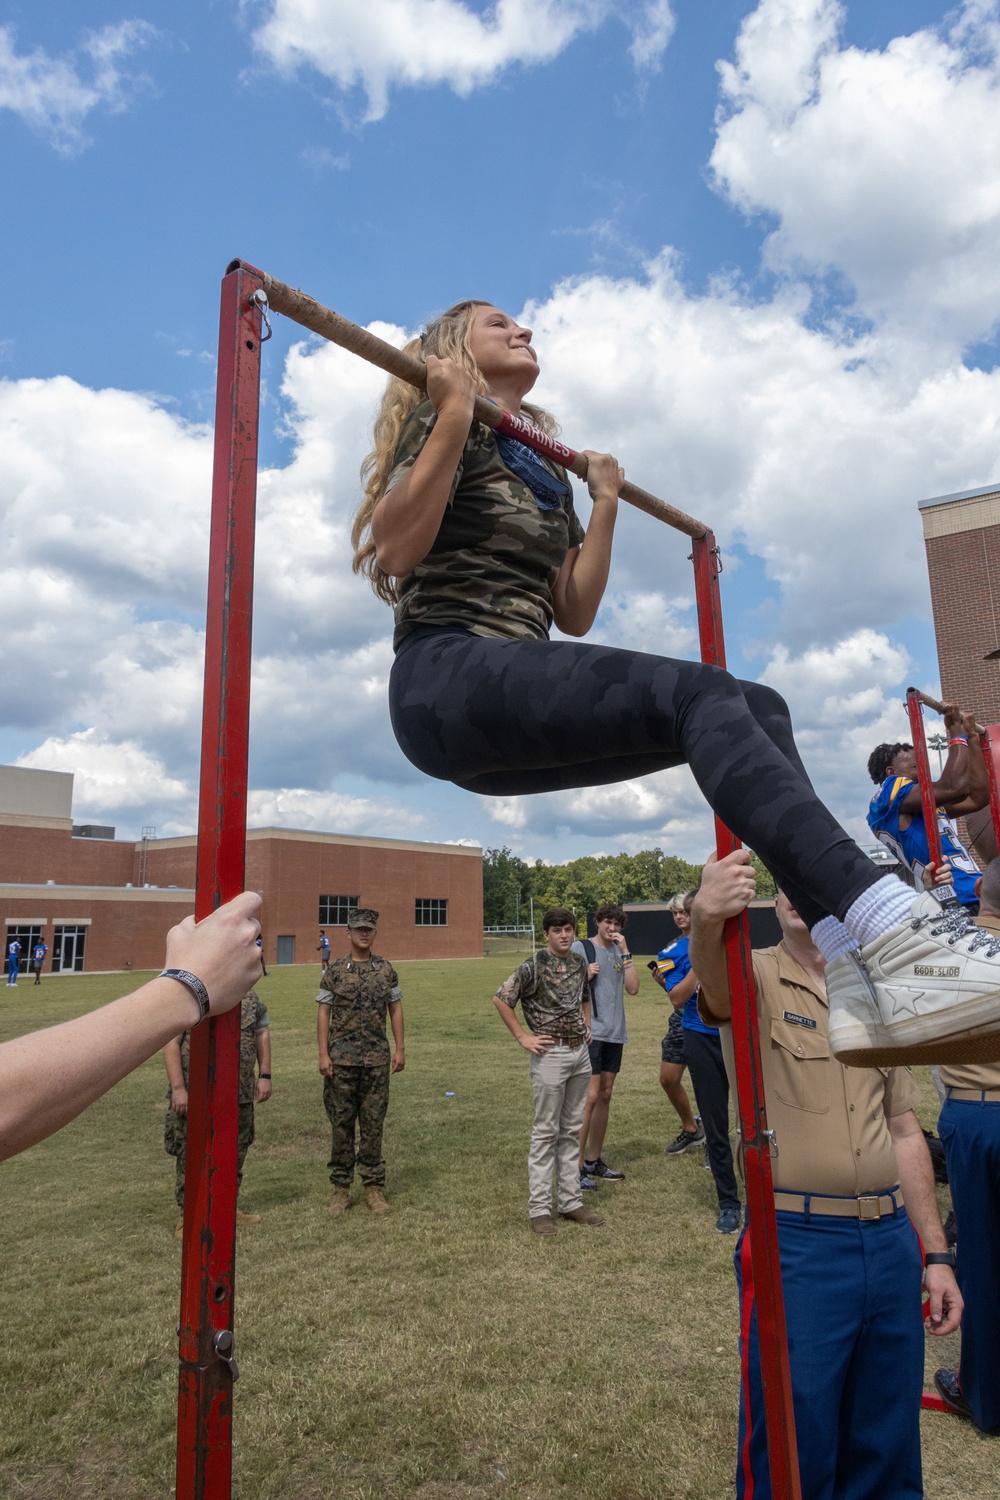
810,916,858,963
843,876,916,948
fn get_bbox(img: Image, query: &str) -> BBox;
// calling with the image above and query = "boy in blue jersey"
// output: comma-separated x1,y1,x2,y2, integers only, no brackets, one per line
867,704,988,911
653,892,704,1155
655,889,741,1233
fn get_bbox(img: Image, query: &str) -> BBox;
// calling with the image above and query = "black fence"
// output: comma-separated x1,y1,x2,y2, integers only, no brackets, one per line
587,900,781,956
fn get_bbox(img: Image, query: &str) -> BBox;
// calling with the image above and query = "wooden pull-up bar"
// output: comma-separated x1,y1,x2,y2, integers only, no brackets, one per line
231,261,710,540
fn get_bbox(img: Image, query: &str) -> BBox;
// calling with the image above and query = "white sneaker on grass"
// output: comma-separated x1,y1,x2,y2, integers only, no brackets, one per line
828,891,1000,1067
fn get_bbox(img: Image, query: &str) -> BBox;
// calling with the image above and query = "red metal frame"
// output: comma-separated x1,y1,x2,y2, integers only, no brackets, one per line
692,536,802,1500
979,725,1000,852
176,260,265,1500
178,260,802,1498
905,689,946,876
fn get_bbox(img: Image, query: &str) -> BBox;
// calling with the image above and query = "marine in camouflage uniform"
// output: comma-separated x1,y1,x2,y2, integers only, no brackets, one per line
317,908,404,1197
164,989,270,1210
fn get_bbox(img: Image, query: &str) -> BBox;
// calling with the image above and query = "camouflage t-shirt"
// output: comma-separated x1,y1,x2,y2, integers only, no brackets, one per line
495,948,591,1042
318,954,402,1066
387,400,586,649
175,991,269,1106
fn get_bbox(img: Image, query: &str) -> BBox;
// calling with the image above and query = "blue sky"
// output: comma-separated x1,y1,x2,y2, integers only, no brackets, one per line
3,0,1000,865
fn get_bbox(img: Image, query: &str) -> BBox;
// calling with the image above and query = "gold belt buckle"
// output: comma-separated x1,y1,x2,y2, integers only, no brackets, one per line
857,1195,881,1221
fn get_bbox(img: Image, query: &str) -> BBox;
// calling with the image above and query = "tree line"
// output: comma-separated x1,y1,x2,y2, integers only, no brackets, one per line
483,846,776,930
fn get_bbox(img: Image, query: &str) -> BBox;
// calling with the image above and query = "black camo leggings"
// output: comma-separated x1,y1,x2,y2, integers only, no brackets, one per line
389,629,883,928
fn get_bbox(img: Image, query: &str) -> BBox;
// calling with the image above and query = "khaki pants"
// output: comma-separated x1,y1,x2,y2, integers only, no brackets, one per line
527,1042,592,1218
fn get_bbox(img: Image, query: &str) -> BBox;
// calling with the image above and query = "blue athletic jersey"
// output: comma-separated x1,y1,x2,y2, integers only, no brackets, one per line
867,775,980,906
655,934,719,1037
32,944,46,963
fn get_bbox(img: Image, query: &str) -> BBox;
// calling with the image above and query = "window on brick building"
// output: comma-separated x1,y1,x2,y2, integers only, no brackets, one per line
319,895,360,926
415,898,448,926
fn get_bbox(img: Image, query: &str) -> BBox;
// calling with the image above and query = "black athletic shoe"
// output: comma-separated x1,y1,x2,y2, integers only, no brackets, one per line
585,1158,625,1180
665,1124,706,1155
934,1368,974,1421
715,1206,742,1234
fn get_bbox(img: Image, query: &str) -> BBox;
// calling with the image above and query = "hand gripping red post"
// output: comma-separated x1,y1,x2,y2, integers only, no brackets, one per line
693,536,802,1500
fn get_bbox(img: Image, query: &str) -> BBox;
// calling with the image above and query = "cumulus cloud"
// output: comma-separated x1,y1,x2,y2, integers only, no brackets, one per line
18,731,190,817
252,0,674,120
712,0,1000,349
0,21,158,153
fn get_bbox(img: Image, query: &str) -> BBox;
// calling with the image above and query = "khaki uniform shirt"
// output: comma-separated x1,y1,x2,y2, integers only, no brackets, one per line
710,944,919,1196
938,911,1000,1091
177,990,269,1106
319,954,402,1066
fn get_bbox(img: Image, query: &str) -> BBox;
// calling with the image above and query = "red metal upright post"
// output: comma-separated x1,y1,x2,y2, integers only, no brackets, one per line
176,260,265,1500
691,533,802,1500
905,690,946,876
979,726,1000,851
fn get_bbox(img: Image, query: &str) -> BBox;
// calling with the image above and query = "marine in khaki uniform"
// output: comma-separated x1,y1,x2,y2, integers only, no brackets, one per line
317,907,404,1215
163,989,272,1239
933,857,1000,1430
691,851,962,1500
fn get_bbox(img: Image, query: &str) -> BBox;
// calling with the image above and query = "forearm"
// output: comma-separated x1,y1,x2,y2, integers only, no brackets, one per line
317,1006,331,1057
389,1003,404,1051
893,1127,948,1252
0,978,201,1161
493,995,528,1044
257,1030,271,1075
373,409,472,576
163,1039,185,1093
688,919,732,1021
553,506,617,635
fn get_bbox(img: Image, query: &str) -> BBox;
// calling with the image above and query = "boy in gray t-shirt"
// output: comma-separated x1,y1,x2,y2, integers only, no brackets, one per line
572,903,639,1186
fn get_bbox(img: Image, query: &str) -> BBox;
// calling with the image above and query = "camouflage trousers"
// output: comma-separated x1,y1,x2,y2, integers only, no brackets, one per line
164,1101,255,1209
323,1063,390,1187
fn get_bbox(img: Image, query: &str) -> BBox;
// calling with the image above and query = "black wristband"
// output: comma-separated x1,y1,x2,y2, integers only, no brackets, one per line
160,968,210,1023
258,1073,271,1079
924,1251,956,1267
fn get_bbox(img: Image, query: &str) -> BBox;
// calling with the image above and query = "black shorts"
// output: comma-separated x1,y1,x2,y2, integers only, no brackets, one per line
661,1009,686,1066
589,1040,624,1075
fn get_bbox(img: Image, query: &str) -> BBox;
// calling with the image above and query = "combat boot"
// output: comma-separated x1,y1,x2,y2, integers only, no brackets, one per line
235,1210,261,1226
364,1184,389,1214
328,1185,351,1216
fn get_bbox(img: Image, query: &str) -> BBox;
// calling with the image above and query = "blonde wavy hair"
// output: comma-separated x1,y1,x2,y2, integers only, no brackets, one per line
352,299,558,604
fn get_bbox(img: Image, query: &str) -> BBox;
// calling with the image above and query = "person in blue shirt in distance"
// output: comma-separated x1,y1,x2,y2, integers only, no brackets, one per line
867,703,988,911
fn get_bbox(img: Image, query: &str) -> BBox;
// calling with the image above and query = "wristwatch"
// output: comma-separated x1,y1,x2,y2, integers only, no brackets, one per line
924,1251,956,1267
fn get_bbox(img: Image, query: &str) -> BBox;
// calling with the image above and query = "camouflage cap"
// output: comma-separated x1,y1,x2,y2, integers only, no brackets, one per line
348,907,379,929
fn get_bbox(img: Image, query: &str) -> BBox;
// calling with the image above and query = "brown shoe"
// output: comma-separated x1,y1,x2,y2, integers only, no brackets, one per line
174,1214,185,1241
530,1214,556,1236
235,1210,261,1226
364,1184,389,1214
328,1185,351,1216
559,1207,605,1227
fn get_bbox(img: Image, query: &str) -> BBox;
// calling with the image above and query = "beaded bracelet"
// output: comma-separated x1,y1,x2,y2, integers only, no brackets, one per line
159,968,211,1022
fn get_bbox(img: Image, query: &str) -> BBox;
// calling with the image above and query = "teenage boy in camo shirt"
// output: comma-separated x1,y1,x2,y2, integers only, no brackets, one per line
494,907,603,1237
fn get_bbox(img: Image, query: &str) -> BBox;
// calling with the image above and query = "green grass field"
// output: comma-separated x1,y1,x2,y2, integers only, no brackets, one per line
1,959,996,1499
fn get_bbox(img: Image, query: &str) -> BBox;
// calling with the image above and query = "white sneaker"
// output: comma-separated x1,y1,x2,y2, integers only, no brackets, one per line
828,892,1000,1066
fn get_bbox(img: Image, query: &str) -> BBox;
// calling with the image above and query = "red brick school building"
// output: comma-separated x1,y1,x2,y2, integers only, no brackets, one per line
1,765,483,974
